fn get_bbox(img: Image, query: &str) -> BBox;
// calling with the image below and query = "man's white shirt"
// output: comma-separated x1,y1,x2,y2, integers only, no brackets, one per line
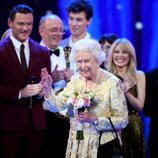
40,41,67,92
69,32,91,47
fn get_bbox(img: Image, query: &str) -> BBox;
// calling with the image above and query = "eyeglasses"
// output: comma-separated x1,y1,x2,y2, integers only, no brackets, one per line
43,27,65,35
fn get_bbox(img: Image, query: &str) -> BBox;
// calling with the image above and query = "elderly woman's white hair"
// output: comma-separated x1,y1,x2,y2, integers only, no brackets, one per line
69,39,106,65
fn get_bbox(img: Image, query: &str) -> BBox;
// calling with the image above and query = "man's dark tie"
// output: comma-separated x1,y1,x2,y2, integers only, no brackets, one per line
49,49,60,56
20,44,27,72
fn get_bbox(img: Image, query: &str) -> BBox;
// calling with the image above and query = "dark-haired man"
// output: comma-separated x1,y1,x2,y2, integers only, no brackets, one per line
60,0,93,48
0,4,51,158
99,33,118,69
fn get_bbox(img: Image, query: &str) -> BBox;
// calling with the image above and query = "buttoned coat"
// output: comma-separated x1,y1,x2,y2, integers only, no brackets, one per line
0,37,51,131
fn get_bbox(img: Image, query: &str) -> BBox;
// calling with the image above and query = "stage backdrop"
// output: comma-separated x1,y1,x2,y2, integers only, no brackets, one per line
0,0,157,153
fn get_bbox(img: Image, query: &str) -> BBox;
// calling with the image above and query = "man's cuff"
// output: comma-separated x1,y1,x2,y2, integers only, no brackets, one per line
18,90,22,99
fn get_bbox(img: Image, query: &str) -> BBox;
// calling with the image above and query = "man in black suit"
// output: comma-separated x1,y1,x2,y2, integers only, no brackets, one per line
144,68,158,158
0,4,51,158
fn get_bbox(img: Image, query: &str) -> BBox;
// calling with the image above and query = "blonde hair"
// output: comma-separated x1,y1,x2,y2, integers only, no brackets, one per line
107,38,137,79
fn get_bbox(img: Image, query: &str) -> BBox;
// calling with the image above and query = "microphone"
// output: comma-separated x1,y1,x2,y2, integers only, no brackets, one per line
29,76,36,110
29,76,36,84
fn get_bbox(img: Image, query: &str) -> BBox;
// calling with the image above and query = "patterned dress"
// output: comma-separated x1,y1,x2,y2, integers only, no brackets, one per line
45,70,128,158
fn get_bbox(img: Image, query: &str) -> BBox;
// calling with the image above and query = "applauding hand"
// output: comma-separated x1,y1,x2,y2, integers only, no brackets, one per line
121,75,135,93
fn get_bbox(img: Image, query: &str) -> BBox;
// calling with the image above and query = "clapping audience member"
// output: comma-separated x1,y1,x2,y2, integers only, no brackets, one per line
99,33,118,69
41,39,128,158
39,13,71,158
0,4,51,158
39,13,74,92
107,38,147,158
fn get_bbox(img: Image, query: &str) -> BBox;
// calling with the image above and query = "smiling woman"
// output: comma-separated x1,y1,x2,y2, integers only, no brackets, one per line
107,38,147,158
69,39,105,86
41,38,128,158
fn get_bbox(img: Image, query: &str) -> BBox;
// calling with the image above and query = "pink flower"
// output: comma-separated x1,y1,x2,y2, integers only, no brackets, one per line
84,98,90,107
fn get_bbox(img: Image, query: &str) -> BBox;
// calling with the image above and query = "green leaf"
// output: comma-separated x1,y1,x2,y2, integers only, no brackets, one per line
76,130,84,140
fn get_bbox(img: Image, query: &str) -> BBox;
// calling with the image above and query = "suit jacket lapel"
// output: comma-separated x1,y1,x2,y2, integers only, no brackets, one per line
27,39,37,75
5,38,26,77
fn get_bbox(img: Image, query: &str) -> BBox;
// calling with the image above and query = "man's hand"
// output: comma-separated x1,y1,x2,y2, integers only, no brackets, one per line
20,83,43,98
64,69,74,82
51,65,65,82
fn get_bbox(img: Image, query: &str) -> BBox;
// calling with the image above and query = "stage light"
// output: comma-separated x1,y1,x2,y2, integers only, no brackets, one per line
135,22,143,30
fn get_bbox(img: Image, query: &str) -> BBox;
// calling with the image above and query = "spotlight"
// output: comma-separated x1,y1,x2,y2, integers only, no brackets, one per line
135,22,143,30
116,4,123,10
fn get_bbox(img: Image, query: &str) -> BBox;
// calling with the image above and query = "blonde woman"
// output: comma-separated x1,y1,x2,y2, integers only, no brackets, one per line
107,38,146,158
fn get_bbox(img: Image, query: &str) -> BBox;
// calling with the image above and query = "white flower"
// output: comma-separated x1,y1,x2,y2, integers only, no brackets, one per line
67,97,74,105
65,90,97,112
74,98,84,109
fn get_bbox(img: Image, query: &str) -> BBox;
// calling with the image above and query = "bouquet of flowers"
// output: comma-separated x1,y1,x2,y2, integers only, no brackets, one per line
66,90,96,140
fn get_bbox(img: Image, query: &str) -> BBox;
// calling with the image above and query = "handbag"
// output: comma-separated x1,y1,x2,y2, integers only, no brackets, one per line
97,117,124,158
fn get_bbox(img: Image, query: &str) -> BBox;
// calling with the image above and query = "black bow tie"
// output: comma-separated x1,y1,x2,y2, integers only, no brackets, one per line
49,49,60,56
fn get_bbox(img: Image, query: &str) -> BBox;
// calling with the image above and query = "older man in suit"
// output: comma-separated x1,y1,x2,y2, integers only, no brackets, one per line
39,13,71,158
0,4,51,158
